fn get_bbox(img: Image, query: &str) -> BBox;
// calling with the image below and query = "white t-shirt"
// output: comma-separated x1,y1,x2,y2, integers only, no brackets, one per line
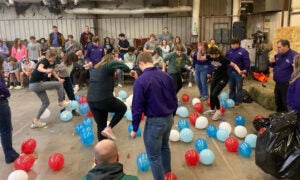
22,60,36,72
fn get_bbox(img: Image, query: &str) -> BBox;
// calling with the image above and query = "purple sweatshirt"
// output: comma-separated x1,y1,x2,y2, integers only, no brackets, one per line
0,75,10,99
270,49,298,83
226,47,250,73
132,67,178,132
287,78,300,113
85,44,104,65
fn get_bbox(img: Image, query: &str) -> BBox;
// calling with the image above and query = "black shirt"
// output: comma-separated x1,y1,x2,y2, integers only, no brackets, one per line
118,40,129,54
210,55,230,81
30,59,50,83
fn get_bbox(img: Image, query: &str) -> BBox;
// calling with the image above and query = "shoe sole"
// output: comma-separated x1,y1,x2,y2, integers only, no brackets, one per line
101,130,116,140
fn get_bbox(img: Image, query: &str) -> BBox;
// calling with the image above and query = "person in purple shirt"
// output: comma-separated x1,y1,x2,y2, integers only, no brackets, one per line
85,36,105,71
226,38,250,105
287,54,300,115
270,39,298,112
0,57,19,163
130,52,178,180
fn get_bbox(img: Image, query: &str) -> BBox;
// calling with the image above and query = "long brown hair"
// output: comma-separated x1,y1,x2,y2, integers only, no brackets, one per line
291,54,300,83
13,38,22,49
63,52,78,66
94,54,114,68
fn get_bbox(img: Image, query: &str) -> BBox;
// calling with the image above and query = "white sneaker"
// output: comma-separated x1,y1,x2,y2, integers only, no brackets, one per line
59,100,70,108
9,85,14,90
73,85,79,94
188,82,192,87
14,85,22,90
30,121,47,129
118,84,122,87
203,109,215,115
212,110,222,121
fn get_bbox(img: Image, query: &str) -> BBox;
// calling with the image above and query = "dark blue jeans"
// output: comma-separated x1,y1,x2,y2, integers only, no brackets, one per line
194,64,209,98
144,114,173,180
229,72,243,104
0,99,19,163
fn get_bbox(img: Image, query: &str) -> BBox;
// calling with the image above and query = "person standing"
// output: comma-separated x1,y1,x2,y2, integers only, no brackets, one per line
0,56,19,164
86,36,105,71
287,54,300,116
117,33,129,60
226,38,250,105
80,26,94,52
65,35,81,55
270,39,298,112
48,25,65,55
158,27,174,47
27,36,41,64
131,52,177,180
87,55,134,141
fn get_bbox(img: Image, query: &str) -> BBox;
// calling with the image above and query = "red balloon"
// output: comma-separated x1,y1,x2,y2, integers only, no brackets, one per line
206,99,210,106
185,149,199,166
181,94,190,103
258,127,267,135
48,153,64,171
87,110,93,117
21,138,37,154
193,103,203,113
220,106,226,114
189,112,199,126
78,95,87,104
164,172,178,180
254,115,264,121
224,137,239,152
14,154,35,171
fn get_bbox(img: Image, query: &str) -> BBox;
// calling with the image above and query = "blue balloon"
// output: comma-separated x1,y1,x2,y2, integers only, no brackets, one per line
206,125,218,138
60,110,73,122
245,134,257,148
136,152,150,171
234,115,246,126
80,128,94,146
177,106,189,118
177,119,190,131
74,124,83,134
118,90,128,99
194,138,208,153
69,100,79,110
220,100,229,109
238,142,252,157
75,94,82,101
125,109,132,121
82,117,93,127
220,92,228,101
226,99,235,108
128,124,141,136
216,129,229,142
200,149,215,165
78,103,90,115
180,128,193,143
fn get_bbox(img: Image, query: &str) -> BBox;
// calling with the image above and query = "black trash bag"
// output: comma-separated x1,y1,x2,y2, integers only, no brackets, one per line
255,111,300,179
253,117,271,131
242,89,253,103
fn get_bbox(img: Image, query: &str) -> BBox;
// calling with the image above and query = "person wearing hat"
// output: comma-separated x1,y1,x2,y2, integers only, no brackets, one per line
20,57,35,88
7,57,22,90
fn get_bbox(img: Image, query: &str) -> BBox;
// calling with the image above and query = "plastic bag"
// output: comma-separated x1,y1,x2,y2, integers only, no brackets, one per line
253,117,270,131
255,111,300,179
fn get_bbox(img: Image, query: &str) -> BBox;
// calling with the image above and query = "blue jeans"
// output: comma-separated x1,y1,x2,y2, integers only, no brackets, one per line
143,114,173,180
229,72,243,104
0,99,19,163
194,64,209,98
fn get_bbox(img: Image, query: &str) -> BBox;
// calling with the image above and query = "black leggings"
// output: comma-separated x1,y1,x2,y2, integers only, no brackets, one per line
210,78,228,110
88,97,127,141
170,73,182,94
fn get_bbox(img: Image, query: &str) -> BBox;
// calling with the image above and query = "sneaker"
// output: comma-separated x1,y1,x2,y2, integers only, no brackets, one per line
59,101,70,108
201,97,208,101
14,85,22,90
203,109,215,115
72,111,80,116
101,128,116,140
212,110,222,121
30,121,47,129
73,85,79,94
188,82,192,87
9,85,14,90
118,84,122,88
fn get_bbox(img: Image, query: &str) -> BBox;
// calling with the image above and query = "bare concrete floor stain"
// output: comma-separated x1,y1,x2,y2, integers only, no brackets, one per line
0,80,279,180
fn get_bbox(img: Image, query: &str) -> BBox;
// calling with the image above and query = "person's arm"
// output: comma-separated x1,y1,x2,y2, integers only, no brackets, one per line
61,34,65,47
51,69,65,83
242,49,250,74
230,61,242,74
47,34,51,47
0,76,10,98
106,60,130,73
163,53,171,72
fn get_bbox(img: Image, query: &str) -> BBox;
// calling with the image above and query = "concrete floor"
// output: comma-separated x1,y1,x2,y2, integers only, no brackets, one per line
0,80,279,180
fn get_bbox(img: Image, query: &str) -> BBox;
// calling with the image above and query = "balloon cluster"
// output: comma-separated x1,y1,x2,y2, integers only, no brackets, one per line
74,117,95,146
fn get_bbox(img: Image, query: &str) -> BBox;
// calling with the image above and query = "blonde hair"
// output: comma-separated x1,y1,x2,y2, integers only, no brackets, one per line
46,49,58,59
291,54,300,83
94,54,114,68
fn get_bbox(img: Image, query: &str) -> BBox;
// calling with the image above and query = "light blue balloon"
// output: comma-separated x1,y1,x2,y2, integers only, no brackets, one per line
118,90,128,99
220,100,229,109
216,129,229,142
127,124,141,136
74,124,83,134
80,128,94,146
238,142,252,157
125,109,133,121
177,106,189,118
245,134,257,148
180,128,194,143
234,115,246,126
75,94,82,101
200,149,215,165
117,97,123,101
194,138,208,153
220,92,228,101
78,103,90,115
177,119,190,131
206,125,218,138
226,99,235,108
82,117,93,127
60,110,73,122
69,100,79,110
136,152,150,171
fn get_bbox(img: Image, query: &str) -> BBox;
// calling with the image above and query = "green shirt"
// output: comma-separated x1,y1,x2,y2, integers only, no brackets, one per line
164,52,189,74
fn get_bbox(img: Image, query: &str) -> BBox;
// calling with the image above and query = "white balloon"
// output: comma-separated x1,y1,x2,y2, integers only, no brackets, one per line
192,98,201,106
8,170,28,180
40,108,51,119
125,94,133,105
234,126,248,138
169,129,180,142
219,122,232,134
195,116,208,129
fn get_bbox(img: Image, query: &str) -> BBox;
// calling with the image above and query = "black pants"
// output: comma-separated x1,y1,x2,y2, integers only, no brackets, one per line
275,82,289,112
63,77,75,101
170,73,182,94
210,78,228,110
72,68,89,88
88,97,127,141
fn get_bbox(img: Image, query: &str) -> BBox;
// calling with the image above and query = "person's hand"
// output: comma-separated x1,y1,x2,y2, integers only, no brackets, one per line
58,78,65,83
269,56,275,63
45,68,53,73
130,70,138,79
88,61,93,67
207,74,211,78
130,131,136,139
